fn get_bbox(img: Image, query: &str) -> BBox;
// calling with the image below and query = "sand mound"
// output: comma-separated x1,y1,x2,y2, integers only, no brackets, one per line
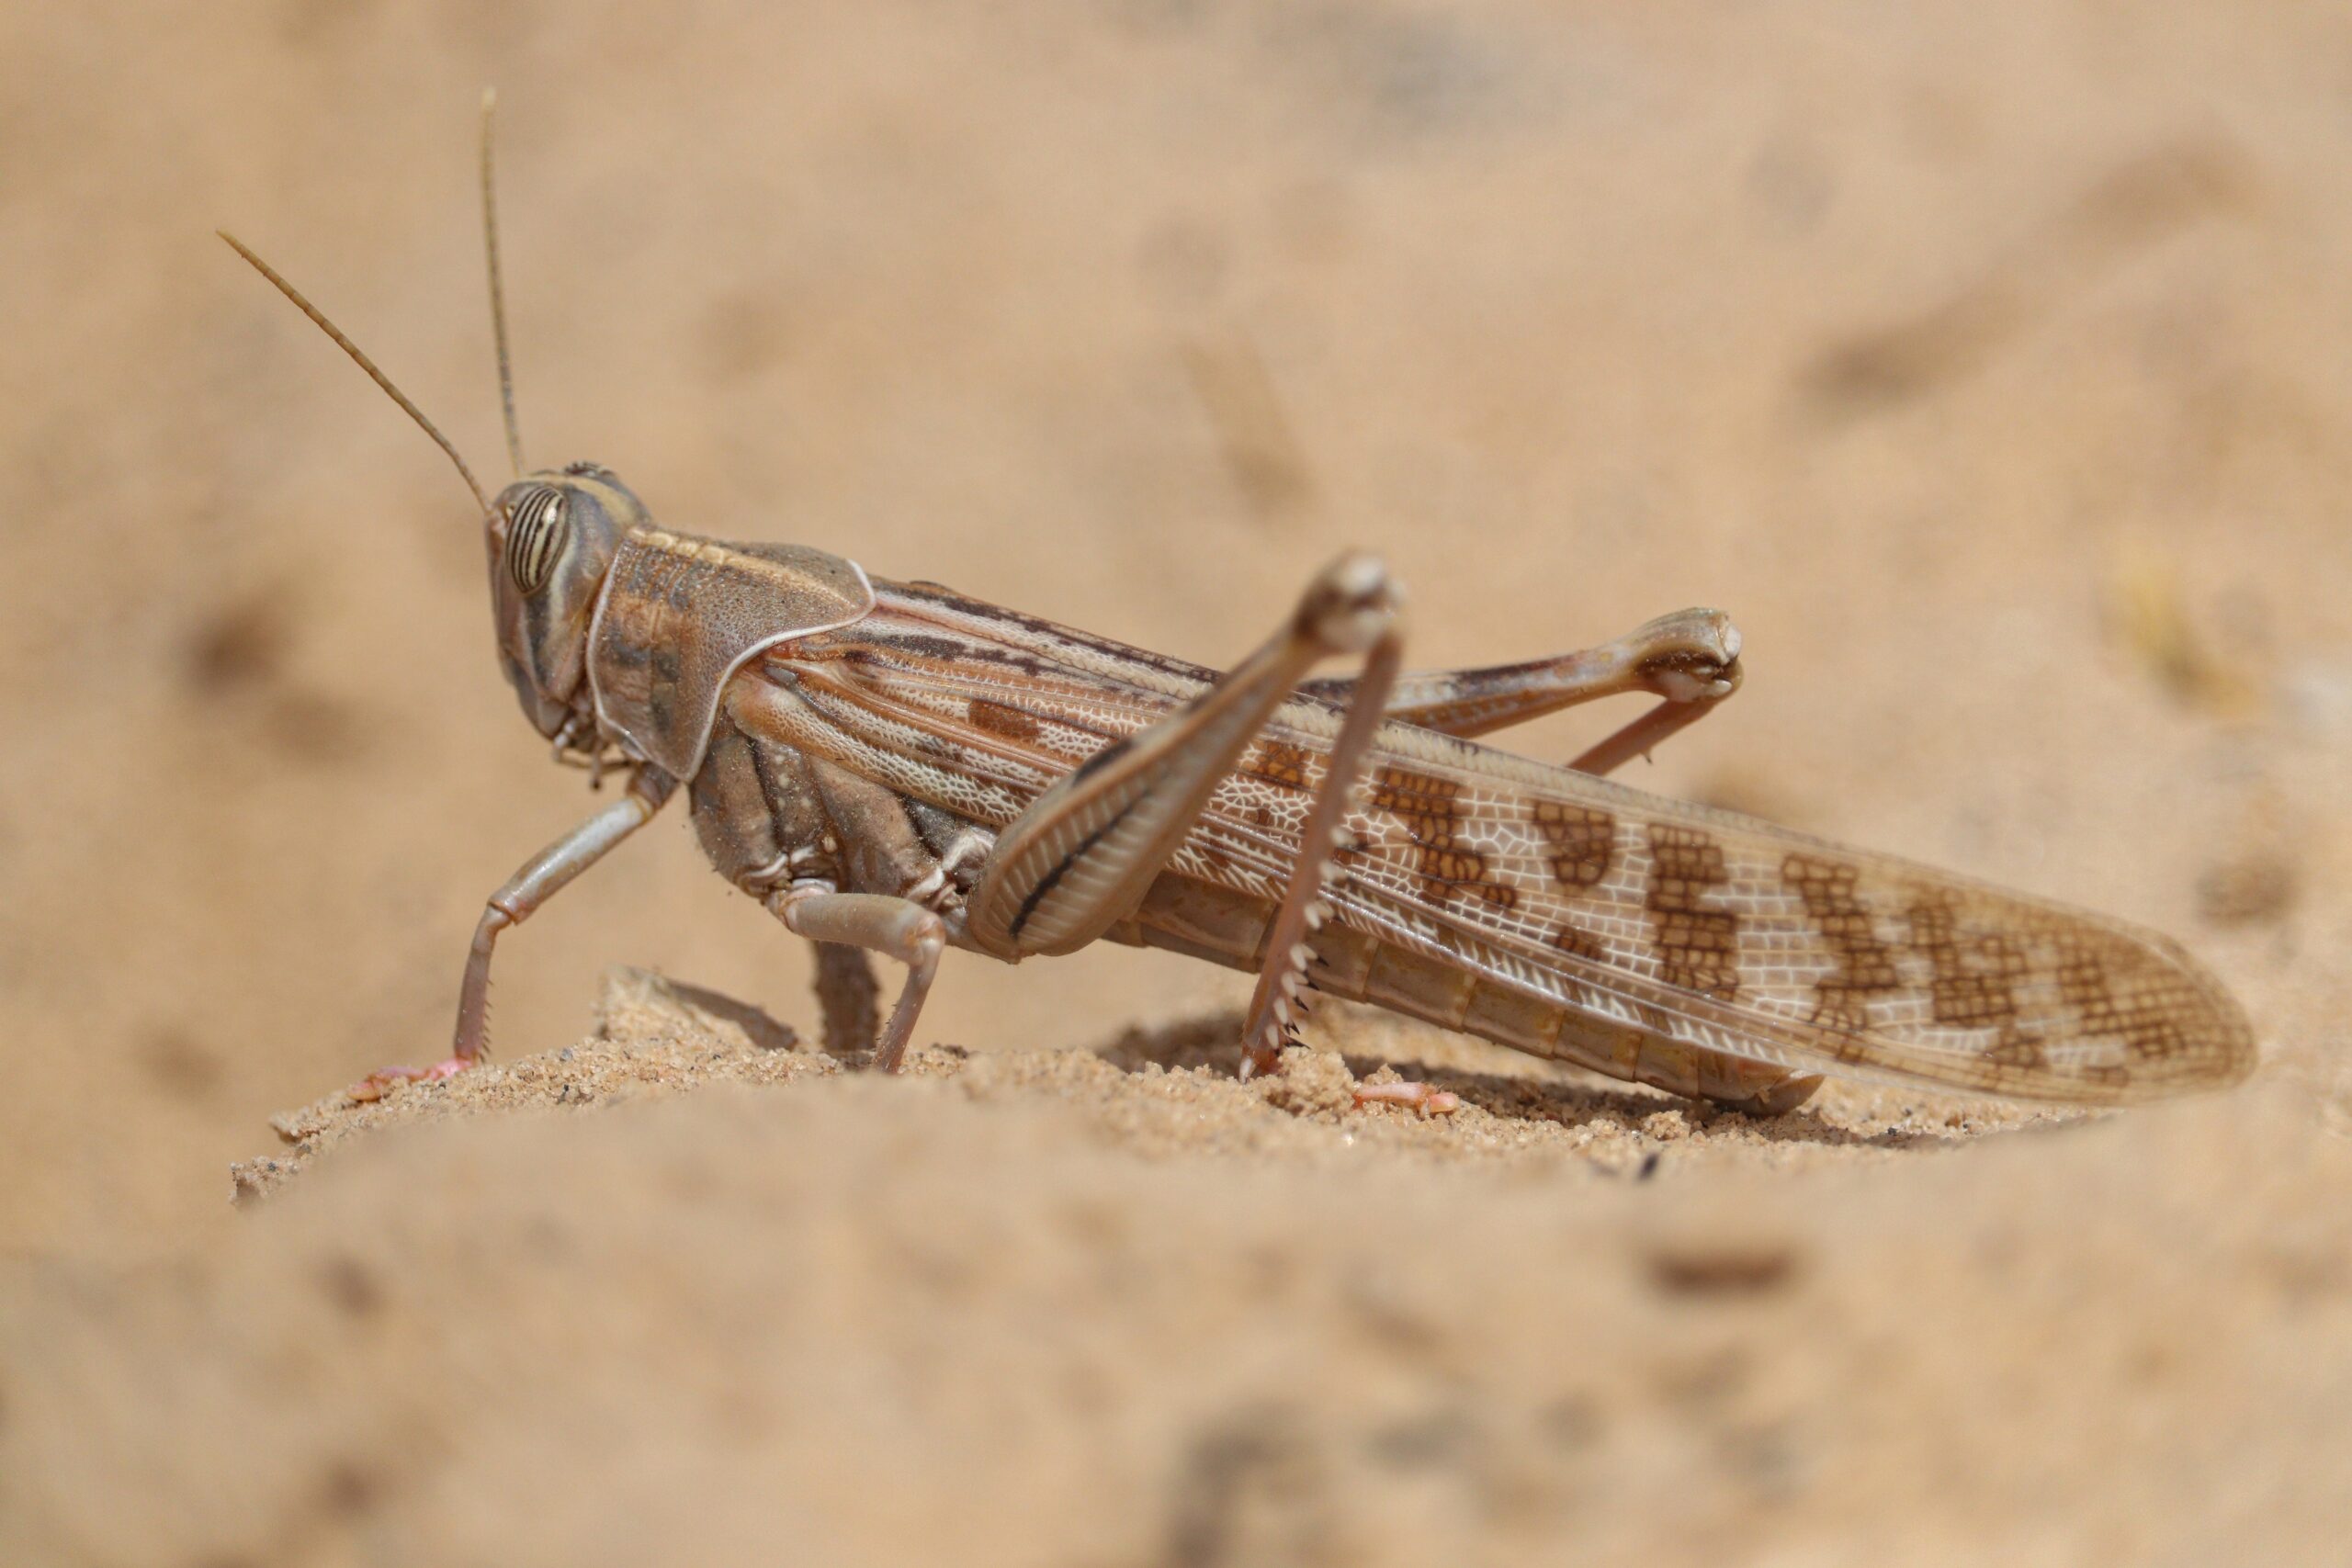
6,970,2344,1565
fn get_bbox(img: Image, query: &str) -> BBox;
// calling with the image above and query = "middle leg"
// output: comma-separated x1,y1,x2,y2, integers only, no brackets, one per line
769,889,945,1074
810,942,882,1058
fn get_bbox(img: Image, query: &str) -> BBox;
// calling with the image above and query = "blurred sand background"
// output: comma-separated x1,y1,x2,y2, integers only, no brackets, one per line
6,0,2352,1561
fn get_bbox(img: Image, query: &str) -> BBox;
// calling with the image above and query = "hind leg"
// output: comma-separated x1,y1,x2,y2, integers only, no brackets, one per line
962,554,1405,1077
1298,606,1743,775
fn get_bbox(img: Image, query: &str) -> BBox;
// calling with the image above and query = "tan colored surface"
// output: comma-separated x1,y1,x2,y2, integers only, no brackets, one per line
5,1,2351,1560
10,973,2348,1564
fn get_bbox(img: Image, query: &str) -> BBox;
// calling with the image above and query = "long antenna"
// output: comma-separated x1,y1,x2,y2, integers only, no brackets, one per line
219,231,493,516
481,87,526,476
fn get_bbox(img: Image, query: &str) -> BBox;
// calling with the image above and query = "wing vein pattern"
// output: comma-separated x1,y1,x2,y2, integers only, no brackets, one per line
746,581,2252,1104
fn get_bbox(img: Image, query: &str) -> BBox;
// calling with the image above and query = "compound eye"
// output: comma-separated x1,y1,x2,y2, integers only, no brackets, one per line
504,484,568,593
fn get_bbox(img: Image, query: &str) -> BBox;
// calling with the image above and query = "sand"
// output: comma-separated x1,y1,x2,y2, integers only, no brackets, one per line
11,973,2349,1564
7,1,2352,1562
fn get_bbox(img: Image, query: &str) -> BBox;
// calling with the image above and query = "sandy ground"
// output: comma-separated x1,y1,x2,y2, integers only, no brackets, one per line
7,0,2352,1561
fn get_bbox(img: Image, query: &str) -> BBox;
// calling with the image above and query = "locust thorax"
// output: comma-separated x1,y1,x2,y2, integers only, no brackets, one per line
487,462,648,740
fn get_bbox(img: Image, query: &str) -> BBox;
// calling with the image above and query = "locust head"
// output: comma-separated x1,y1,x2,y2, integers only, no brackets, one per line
486,463,646,741
216,220,649,756
220,98,661,768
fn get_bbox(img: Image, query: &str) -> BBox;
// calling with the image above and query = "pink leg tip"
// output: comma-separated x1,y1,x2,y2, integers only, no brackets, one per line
1352,1080,1461,1115
348,1055,474,1104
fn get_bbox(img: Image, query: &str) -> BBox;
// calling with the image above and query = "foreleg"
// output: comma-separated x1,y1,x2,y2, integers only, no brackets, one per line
355,766,677,1098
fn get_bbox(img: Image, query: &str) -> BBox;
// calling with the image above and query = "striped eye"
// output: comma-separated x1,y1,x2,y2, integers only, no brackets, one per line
504,485,568,594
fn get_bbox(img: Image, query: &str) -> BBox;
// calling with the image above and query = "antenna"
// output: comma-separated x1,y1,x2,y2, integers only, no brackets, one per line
481,87,526,476
219,231,493,516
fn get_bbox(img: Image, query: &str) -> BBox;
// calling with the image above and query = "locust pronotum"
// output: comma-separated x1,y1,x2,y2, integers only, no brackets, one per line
223,98,2254,1116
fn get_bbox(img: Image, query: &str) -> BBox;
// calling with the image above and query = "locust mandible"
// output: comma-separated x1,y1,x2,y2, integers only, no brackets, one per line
223,101,2255,1114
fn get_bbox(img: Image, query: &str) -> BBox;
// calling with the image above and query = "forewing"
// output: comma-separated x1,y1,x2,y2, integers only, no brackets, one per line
776,588,2254,1105
1302,728,2254,1104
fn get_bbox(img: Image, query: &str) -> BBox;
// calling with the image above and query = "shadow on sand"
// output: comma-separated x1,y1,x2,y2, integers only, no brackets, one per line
1090,1008,2040,1157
